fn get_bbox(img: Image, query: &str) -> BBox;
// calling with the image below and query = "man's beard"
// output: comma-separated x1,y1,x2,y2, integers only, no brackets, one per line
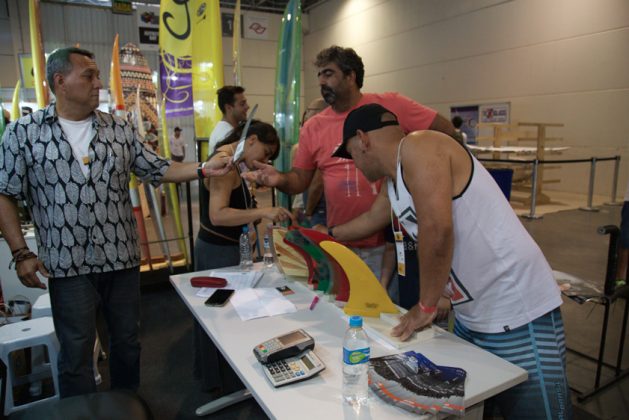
320,86,336,105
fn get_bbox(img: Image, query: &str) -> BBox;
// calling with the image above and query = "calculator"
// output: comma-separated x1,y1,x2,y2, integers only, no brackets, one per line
261,349,325,387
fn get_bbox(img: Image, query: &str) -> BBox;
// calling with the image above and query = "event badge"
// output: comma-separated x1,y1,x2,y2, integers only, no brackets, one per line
394,231,406,276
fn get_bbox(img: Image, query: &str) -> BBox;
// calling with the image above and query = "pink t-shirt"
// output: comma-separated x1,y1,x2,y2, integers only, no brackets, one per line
294,92,437,248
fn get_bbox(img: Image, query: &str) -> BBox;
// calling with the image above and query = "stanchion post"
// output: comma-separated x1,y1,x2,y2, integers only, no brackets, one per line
580,157,600,212
604,155,621,206
521,159,543,219
186,180,194,270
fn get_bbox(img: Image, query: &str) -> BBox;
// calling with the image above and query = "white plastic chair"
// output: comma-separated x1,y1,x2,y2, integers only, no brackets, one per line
0,316,60,415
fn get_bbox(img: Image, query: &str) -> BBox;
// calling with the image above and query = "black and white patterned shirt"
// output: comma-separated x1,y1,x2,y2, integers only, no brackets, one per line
0,103,171,278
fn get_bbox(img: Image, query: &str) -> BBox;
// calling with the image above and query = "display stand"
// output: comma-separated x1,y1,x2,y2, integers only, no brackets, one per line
474,121,565,205
515,122,564,205
475,123,521,160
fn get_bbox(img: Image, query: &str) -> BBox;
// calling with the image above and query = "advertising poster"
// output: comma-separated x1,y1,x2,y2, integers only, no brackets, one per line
479,102,510,124
450,105,479,144
245,14,269,39
137,4,160,51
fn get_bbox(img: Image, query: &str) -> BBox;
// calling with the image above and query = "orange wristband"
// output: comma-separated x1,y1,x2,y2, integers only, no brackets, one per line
419,302,437,314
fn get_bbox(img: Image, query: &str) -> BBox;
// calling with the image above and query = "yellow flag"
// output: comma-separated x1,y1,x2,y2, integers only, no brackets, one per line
28,0,48,109
11,80,21,121
191,0,224,159
159,0,193,117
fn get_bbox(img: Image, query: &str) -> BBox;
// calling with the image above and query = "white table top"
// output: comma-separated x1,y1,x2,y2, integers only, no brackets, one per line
170,264,527,419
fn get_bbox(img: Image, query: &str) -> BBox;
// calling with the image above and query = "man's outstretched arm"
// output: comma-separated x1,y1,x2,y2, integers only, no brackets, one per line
322,187,390,241
241,161,315,195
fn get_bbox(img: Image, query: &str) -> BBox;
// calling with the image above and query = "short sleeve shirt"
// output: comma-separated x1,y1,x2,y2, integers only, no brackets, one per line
293,92,437,248
0,103,171,278
170,134,185,158
209,121,235,156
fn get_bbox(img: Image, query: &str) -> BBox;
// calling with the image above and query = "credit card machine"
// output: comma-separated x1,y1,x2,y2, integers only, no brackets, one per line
253,329,315,364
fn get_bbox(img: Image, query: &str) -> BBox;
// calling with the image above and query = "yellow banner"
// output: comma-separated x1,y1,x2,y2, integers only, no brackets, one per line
29,0,48,109
159,0,193,117
191,0,224,158
11,80,21,120
19,55,35,89
232,0,241,85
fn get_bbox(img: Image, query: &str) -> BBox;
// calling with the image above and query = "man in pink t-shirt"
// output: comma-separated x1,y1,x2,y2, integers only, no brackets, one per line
244,46,455,276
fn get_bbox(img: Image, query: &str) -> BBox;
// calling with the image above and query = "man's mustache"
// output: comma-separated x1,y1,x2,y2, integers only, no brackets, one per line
320,86,336,104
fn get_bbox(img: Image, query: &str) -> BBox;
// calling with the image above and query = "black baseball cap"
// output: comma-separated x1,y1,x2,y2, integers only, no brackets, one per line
174,126,182,132
332,103,399,159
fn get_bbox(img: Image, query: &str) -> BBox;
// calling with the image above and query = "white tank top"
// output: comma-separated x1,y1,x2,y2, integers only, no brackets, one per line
387,139,562,333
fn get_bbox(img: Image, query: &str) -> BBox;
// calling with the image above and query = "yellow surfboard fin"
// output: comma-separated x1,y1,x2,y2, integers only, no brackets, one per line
320,240,399,318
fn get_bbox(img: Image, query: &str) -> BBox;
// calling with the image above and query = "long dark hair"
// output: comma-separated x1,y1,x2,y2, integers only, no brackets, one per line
214,120,280,161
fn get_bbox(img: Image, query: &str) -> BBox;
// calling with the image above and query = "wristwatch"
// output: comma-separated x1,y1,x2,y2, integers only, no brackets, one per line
197,161,207,179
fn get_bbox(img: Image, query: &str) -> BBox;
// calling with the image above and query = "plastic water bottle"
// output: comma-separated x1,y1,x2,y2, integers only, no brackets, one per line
343,315,370,405
239,225,253,271
263,228,274,268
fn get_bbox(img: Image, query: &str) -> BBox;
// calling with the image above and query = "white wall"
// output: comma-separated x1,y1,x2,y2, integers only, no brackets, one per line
304,0,629,197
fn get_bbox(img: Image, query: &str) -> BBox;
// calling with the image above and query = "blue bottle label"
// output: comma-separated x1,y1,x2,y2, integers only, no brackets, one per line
343,347,370,365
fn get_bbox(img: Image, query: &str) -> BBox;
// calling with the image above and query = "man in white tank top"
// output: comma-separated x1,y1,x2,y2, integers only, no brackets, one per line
326,104,571,419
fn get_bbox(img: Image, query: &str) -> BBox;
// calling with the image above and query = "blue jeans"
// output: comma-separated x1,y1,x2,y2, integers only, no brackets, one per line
194,238,240,271
49,267,141,398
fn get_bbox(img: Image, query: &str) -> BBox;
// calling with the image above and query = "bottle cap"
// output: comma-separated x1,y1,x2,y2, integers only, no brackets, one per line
349,315,363,328
242,225,249,233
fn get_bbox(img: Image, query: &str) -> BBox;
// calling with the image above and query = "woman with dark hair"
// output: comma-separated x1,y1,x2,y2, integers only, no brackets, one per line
193,120,292,394
195,120,292,270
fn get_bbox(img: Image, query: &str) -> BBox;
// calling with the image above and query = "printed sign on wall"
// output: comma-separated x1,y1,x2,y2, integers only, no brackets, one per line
479,102,510,124
137,4,160,51
112,0,132,15
222,12,244,37
245,15,269,39
450,105,479,145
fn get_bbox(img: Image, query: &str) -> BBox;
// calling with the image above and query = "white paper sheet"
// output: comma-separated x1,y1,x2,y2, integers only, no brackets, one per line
230,288,297,321
195,271,264,297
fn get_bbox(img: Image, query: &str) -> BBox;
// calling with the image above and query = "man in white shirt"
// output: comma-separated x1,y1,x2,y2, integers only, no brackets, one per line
0,46,231,398
170,126,185,162
327,103,571,419
208,86,249,154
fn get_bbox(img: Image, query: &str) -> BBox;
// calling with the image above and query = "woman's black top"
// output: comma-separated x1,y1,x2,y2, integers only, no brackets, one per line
198,177,253,246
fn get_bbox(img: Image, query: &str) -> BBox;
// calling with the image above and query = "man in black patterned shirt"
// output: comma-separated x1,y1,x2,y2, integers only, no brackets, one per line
0,47,230,398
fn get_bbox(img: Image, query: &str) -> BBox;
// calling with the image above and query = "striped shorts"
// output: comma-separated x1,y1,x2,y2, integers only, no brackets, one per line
454,308,572,419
